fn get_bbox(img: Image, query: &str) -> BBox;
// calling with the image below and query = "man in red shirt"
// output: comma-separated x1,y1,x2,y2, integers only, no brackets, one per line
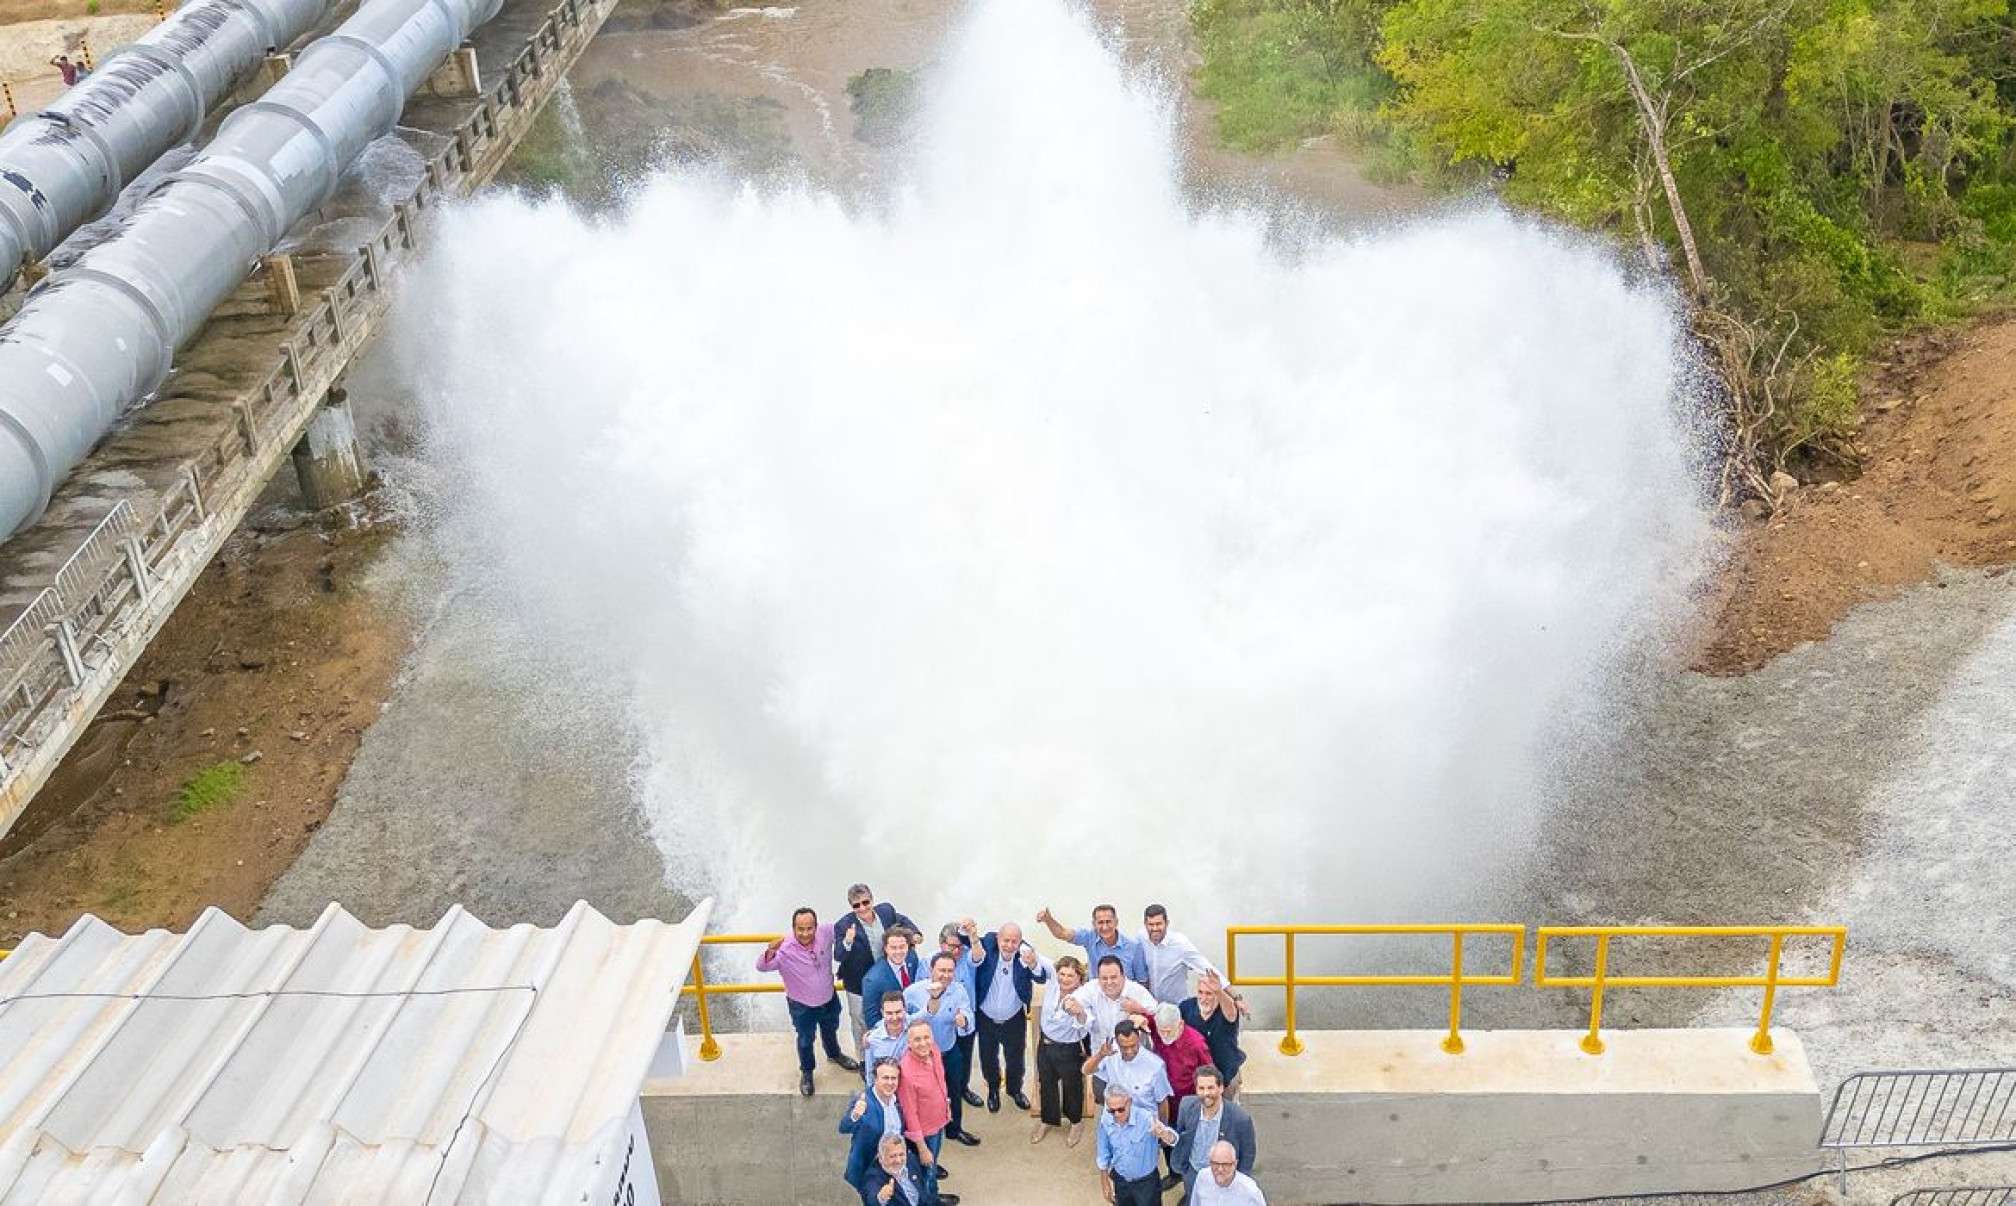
896,1020,961,1204
1151,1002,1216,1190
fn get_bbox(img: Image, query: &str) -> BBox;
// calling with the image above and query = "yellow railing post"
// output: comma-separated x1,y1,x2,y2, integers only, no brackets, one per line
1750,932,1785,1055
1278,932,1303,1057
1580,934,1610,1055
690,949,721,1062
1443,931,1465,1055
3,80,17,123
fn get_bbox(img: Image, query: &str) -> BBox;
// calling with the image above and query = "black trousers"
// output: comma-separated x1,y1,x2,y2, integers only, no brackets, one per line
1111,1170,1163,1205
977,1010,1028,1093
945,1036,974,1135
1037,1036,1087,1124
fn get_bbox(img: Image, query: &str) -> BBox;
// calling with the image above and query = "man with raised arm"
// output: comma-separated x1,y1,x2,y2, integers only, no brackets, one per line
1086,1019,1173,1117
840,1058,907,1196
937,921,986,1115
757,906,861,1096
1039,903,1147,982
1137,905,1248,1014
1181,973,1248,1099
1074,953,1159,1081
905,949,982,1147
971,920,1048,1113
835,884,918,1062
858,1134,948,1206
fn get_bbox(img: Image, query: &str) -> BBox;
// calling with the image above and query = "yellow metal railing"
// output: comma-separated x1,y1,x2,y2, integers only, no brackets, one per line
680,932,844,1062
1225,924,1526,1057
1534,925,1847,1056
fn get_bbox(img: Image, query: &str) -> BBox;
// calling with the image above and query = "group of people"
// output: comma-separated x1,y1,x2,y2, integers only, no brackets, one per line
48,54,91,87
755,886,1271,1205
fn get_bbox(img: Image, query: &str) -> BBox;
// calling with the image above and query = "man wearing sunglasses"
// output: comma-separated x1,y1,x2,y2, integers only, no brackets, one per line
1097,1085,1178,1204
836,884,918,1062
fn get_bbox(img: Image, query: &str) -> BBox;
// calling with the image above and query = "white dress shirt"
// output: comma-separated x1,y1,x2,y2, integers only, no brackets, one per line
1071,980,1157,1049
1191,1171,1267,1204
1136,928,1222,1005
1097,1046,1172,1108
980,946,1024,1023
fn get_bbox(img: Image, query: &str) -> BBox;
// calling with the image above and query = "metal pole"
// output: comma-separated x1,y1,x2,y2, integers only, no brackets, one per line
1751,932,1785,1055
1581,935,1610,1055
1443,930,1466,1055
691,950,721,1062
1279,933,1303,1057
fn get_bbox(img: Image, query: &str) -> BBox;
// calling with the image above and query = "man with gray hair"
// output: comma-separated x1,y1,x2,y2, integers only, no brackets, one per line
858,1133,951,1205
835,884,917,1061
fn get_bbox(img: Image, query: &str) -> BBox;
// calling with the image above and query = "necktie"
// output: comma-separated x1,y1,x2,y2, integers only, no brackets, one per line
898,965,911,988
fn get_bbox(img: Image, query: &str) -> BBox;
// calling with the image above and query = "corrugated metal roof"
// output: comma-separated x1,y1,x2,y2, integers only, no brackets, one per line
0,897,711,1204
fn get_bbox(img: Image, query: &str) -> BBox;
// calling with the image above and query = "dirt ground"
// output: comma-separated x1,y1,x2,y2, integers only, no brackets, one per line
0,485,408,951
0,0,152,27
1696,317,2016,673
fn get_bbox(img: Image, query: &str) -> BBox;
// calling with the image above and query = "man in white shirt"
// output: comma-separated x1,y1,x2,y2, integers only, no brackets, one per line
1072,953,1157,1053
1137,904,1248,1013
1190,1140,1267,1204
1085,1019,1172,1114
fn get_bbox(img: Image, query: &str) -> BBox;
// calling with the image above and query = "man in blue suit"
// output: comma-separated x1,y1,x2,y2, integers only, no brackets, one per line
840,1060,909,1194
835,885,918,1061
859,1134,952,1205
970,920,1049,1113
861,928,923,1027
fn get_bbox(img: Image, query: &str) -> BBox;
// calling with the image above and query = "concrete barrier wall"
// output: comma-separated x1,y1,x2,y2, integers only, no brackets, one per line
639,1028,1824,1205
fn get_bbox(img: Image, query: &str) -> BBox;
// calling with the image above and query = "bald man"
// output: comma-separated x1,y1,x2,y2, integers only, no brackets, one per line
971,920,1048,1112
1188,1140,1266,1203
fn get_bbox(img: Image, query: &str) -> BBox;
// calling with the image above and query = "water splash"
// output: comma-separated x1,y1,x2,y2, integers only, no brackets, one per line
395,0,1710,941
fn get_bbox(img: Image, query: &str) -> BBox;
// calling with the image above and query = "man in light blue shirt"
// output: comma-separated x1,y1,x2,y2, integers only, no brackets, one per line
1038,904,1147,982
863,992,912,1079
1097,1085,1177,1205
904,950,980,1146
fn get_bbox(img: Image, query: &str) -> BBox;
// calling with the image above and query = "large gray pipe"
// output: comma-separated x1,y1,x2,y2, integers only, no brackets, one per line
0,0,503,536
0,0,332,291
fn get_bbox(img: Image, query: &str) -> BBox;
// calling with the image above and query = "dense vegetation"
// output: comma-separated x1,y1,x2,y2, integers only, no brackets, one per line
1194,0,2016,499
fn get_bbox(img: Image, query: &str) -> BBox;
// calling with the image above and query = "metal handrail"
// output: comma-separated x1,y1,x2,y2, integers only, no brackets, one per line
1224,923,1526,1057
680,932,844,1063
1822,1067,2016,1149
1534,925,1847,1056
0,0,611,807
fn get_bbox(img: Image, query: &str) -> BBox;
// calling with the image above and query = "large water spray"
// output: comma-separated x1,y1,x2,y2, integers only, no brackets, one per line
395,0,1710,940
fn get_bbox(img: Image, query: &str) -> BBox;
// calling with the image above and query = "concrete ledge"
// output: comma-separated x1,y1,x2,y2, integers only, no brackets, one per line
1237,1028,1822,1202
640,1028,1824,1204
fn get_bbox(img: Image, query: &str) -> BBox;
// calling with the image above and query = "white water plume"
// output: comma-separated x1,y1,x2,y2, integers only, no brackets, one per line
396,0,1710,943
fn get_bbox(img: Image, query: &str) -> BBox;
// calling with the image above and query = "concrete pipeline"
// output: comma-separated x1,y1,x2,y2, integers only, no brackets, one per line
0,0,332,292
0,0,505,537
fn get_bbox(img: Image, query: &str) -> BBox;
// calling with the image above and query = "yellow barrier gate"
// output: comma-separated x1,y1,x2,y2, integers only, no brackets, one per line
680,932,843,1062
1224,924,1526,1056
1534,925,1847,1055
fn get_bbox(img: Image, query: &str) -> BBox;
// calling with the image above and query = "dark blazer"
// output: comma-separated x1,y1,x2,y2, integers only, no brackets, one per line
857,1152,939,1206
972,932,1050,1013
834,903,918,993
1170,1096,1257,1189
860,951,923,1017
838,1088,904,1189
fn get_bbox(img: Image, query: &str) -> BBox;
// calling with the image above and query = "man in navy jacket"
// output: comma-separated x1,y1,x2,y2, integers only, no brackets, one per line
834,885,918,1061
861,927,923,1032
858,1134,951,1205
969,921,1050,1113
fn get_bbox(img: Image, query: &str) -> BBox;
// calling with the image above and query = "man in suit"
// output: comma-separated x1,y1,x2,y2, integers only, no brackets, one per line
862,927,923,1024
969,921,1049,1113
835,885,918,1061
1171,1065,1256,1203
859,1133,954,1205
840,1059,908,1193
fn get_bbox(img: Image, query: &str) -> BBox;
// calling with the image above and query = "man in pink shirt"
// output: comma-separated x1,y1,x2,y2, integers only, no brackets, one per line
897,1020,961,1204
759,907,862,1096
